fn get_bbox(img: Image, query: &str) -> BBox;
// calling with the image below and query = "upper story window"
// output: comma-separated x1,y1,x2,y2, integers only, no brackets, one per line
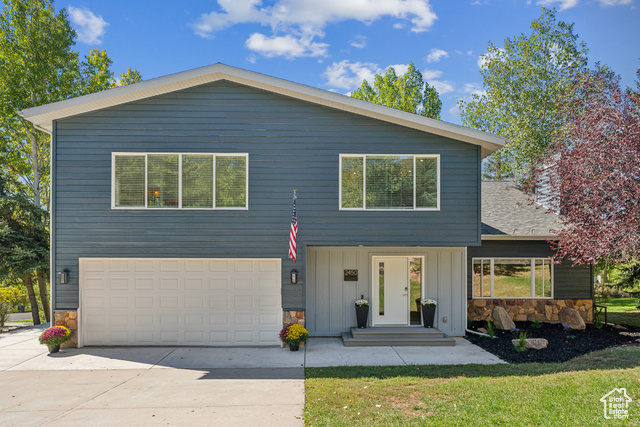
472,258,553,299
339,154,439,210
112,153,247,209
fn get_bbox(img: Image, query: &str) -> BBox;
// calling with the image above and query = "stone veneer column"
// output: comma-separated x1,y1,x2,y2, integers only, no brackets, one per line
467,299,593,324
282,310,305,348
53,310,78,348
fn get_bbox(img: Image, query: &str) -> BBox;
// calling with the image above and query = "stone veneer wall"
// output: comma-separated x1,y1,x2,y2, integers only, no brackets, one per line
468,299,593,324
53,310,78,348
282,310,305,348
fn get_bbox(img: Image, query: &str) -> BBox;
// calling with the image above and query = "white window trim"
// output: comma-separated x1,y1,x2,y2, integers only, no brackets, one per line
111,152,249,210
471,257,554,300
338,154,440,211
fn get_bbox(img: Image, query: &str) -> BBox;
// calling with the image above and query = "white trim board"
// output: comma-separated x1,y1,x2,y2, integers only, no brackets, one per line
19,64,506,158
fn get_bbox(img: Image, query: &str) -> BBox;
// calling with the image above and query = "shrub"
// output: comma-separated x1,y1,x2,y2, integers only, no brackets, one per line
0,286,28,307
38,326,71,346
531,319,542,329
515,331,528,352
486,321,495,339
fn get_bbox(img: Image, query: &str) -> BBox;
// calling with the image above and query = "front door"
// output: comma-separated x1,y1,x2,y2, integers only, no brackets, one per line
373,257,410,325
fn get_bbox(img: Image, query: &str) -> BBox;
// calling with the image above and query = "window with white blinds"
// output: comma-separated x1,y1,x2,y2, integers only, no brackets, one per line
112,153,248,209
339,154,439,210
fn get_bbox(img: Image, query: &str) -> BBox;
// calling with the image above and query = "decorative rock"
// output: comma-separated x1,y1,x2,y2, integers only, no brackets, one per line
511,338,548,350
478,327,487,334
613,324,627,330
559,307,586,330
492,306,516,330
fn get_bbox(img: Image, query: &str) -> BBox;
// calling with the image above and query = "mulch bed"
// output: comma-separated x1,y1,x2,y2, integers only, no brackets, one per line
466,321,640,363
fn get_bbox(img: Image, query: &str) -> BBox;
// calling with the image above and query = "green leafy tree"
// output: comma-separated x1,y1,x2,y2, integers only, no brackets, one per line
460,8,588,184
115,67,143,87
78,49,114,95
0,166,49,324
0,0,142,321
351,62,442,119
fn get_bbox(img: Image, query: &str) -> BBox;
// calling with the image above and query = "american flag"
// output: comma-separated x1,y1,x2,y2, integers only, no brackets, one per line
288,191,298,262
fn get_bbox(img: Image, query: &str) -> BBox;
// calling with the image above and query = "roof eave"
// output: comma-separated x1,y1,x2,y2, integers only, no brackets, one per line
481,234,557,241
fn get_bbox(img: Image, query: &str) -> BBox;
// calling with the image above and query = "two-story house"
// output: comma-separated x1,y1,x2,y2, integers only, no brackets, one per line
20,64,592,347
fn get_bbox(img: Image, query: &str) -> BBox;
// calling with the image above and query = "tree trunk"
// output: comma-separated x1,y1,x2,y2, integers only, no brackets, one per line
27,126,40,209
36,269,50,323
24,275,41,325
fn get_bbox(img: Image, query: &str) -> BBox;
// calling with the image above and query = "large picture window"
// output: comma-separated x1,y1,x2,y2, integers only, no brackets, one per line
112,153,247,209
339,154,439,210
472,258,553,299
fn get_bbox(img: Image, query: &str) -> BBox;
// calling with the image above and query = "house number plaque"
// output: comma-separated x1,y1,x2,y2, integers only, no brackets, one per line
344,269,358,281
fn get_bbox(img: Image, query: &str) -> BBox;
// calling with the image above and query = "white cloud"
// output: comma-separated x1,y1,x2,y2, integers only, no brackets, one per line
245,33,328,58
426,48,449,63
596,0,632,5
68,6,108,44
350,35,367,49
536,0,579,10
422,69,442,80
431,80,455,94
463,82,486,97
192,0,437,58
448,103,461,117
323,60,382,89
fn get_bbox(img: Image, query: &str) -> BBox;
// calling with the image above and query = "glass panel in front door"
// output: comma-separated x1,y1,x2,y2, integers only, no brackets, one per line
409,257,422,325
375,257,409,325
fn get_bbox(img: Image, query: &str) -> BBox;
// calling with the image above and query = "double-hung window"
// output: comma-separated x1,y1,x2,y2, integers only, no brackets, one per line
112,153,248,209
472,258,553,298
340,154,439,210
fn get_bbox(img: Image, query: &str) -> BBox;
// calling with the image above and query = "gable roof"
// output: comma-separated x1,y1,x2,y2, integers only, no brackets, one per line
481,181,560,240
19,63,506,158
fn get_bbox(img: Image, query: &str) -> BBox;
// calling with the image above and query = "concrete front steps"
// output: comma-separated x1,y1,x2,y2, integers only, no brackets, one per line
341,326,456,347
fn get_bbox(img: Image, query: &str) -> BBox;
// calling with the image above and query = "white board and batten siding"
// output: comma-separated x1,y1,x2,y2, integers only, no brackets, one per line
306,246,466,337
79,258,282,347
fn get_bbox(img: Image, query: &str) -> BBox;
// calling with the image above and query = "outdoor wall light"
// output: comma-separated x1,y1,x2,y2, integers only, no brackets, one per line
291,270,298,284
58,269,69,285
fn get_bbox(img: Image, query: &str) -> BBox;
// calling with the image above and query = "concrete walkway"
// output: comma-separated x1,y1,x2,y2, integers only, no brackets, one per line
0,325,503,426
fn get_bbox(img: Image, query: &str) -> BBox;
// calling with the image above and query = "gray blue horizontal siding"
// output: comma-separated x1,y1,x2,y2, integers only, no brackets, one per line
53,81,481,309
467,240,593,300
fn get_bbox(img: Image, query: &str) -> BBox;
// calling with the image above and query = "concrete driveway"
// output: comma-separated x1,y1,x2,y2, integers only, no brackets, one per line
1,325,304,427
1,325,502,426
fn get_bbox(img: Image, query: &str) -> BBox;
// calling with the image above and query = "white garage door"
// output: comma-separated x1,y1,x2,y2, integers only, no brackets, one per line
79,258,282,346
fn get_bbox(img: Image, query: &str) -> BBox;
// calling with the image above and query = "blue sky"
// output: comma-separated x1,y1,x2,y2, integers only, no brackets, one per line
66,0,639,125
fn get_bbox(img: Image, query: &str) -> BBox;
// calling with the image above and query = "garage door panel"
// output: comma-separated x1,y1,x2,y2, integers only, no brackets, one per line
81,258,281,346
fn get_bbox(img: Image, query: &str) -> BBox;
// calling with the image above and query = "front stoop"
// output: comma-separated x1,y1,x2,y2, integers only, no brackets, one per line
341,326,456,347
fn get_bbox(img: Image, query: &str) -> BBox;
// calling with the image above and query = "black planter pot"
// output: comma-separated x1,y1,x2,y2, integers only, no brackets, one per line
421,305,436,328
355,305,369,328
47,344,60,353
289,344,300,352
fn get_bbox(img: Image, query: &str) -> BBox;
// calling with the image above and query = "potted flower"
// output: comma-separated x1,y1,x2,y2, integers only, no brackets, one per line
38,326,71,353
355,296,369,328
279,324,309,351
420,298,437,328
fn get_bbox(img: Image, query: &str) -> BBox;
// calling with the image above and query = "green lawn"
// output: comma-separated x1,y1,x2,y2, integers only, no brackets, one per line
305,346,640,426
597,298,640,327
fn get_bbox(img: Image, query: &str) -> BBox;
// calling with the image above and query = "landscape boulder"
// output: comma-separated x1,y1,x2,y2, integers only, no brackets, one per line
511,338,548,350
559,307,586,330
492,306,516,330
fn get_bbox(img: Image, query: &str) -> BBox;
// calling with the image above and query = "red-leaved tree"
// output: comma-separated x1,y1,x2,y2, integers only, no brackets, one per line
536,66,640,265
